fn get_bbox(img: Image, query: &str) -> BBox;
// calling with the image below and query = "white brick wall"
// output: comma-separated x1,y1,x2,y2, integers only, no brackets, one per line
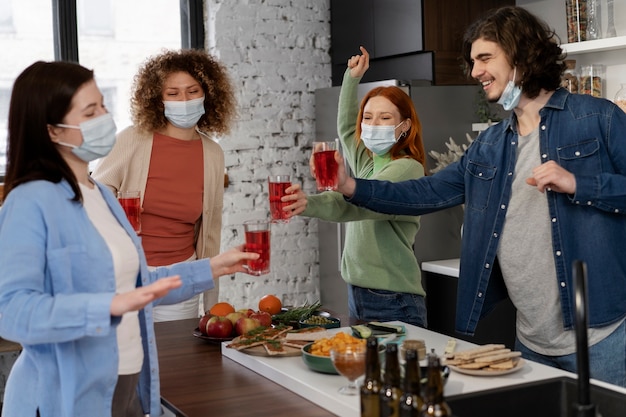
205,0,332,311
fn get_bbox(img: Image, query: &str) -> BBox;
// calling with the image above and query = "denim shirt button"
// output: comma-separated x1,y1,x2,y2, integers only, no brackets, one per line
508,172,513,176
485,263,490,269
552,217,557,222
575,151,581,156
587,201,592,205
541,153,548,159
493,232,498,238
541,125,546,131
556,251,562,256
615,209,620,213
500,204,506,209
478,292,483,298
560,282,566,288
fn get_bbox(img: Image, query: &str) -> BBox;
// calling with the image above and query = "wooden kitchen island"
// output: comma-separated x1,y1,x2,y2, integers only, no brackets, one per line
155,318,335,417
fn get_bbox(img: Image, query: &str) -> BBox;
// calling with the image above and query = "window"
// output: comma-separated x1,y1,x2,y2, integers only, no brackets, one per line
0,0,203,178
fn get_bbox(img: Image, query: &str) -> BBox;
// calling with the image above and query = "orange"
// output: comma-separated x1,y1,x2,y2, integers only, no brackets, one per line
209,302,236,317
258,294,282,315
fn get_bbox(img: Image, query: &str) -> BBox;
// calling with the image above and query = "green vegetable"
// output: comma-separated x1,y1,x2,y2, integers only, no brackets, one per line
351,324,372,339
272,301,322,324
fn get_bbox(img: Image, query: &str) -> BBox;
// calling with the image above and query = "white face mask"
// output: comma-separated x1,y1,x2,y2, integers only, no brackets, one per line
360,121,405,155
497,67,522,111
55,113,117,162
163,96,205,129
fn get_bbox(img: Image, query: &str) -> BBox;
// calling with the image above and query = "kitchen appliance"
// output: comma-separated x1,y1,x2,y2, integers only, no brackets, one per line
314,80,480,316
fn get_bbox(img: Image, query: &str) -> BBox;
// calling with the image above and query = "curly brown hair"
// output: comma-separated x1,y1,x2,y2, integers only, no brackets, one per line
461,6,566,99
131,49,236,134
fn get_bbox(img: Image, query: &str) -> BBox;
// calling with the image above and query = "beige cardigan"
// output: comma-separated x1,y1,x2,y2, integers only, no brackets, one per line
92,126,224,304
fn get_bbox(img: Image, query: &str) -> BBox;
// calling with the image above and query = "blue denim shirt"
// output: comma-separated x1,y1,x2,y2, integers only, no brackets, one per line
348,88,626,335
0,179,216,417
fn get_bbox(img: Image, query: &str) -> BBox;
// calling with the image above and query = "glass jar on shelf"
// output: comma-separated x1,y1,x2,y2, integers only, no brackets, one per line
580,64,605,98
586,0,601,40
560,60,578,93
615,84,626,114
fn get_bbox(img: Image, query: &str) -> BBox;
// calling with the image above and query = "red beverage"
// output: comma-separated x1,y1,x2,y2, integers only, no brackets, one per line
314,150,339,191
244,228,270,275
268,180,291,222
118,196,141,233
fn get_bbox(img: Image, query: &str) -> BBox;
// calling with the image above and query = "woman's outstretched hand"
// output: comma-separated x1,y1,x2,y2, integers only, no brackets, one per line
110,276,182,316
282,183,308,218
210,245,260,278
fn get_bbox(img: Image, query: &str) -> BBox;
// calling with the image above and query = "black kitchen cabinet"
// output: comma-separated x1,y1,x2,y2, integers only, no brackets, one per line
424,270,516,349
330,0,514,85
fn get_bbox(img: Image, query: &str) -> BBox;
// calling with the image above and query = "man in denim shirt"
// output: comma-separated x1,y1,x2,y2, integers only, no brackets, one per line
334,6,626,387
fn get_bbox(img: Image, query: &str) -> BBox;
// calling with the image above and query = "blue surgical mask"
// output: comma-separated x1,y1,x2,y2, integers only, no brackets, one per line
360,121,405,155
163,96,205,129
55,113,117,162
497,67,522,111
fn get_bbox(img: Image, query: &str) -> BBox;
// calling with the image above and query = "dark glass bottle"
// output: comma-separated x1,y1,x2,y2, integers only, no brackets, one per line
420,350,451,417
380,343,402,417
399,348,423,417
360,336,381,417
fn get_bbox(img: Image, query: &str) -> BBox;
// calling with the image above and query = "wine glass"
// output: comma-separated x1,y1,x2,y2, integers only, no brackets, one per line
330,345,366,395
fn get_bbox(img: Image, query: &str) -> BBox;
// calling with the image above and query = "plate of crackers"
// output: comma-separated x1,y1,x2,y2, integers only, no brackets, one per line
225,325,333,357
444,343,525,376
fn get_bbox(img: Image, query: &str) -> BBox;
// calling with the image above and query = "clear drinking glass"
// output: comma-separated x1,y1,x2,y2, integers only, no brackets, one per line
117,190,141,233
268,174,291,223
312,140,339,191
330,345,366,395
243,220,271,275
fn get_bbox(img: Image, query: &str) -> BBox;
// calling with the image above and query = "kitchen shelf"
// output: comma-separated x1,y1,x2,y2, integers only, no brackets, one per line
562,35,626,55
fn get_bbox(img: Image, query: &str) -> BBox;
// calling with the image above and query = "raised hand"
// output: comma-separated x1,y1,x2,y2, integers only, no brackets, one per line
348,46,370,79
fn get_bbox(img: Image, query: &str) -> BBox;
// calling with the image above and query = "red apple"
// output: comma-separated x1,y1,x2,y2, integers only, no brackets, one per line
198,313,213,335
235,317,262,335
225,311,246,326
250,311,272,327
205,315,234,338
237,308,255,317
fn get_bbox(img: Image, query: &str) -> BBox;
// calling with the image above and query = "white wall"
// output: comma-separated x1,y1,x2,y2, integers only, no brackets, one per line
205,0,332,310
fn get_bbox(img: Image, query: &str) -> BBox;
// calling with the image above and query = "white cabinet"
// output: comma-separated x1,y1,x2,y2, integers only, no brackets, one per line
517,0,626,100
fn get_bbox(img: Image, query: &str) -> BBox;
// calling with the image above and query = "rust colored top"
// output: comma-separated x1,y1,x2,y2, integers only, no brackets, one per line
141,132,203,266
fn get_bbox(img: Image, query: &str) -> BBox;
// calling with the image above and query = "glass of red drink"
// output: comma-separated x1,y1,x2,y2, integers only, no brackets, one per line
117,190,141,233
243,220,271,275
313,140,339,191
268,174,292,223
330,345,366,395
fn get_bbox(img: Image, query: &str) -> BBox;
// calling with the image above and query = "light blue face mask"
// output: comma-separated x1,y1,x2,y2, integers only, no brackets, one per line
497,67,522,111
360,121,405,155
55,113,117,162
163,96,206,129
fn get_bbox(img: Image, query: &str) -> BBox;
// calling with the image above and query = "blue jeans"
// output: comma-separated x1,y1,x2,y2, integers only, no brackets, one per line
347,284,427,328
515,319,626,388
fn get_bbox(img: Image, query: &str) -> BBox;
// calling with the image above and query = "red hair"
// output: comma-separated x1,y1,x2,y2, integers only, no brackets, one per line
355,86,427,171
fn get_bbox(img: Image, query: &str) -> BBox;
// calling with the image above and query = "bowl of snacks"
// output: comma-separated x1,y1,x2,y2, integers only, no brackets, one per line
301,332,384,374
299,311,341,329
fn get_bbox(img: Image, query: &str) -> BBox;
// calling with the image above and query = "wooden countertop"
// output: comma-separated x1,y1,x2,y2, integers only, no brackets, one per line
154,318,335,417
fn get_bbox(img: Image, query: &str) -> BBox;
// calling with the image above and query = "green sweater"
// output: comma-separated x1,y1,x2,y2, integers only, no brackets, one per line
304,70,425,296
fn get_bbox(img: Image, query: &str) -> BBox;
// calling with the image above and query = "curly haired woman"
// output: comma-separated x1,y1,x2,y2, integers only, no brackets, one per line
93,49,237,322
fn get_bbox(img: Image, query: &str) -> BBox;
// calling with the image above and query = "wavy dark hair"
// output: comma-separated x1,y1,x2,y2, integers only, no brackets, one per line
5,61,94,201
131,49,237,134
355,86,427,171
461,6,566,99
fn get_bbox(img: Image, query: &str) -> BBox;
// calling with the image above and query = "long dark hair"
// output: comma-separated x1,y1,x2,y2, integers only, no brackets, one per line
461,6,566,99
355,86,427,171
4,61,94,200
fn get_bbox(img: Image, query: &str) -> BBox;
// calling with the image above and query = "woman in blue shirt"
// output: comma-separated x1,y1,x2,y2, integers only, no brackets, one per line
0,61,258,417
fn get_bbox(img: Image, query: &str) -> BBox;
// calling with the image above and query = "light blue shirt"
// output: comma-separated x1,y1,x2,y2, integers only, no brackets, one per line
0,179,215,417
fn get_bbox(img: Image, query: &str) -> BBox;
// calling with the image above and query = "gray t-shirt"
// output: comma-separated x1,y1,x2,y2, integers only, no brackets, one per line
497,127,618,355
